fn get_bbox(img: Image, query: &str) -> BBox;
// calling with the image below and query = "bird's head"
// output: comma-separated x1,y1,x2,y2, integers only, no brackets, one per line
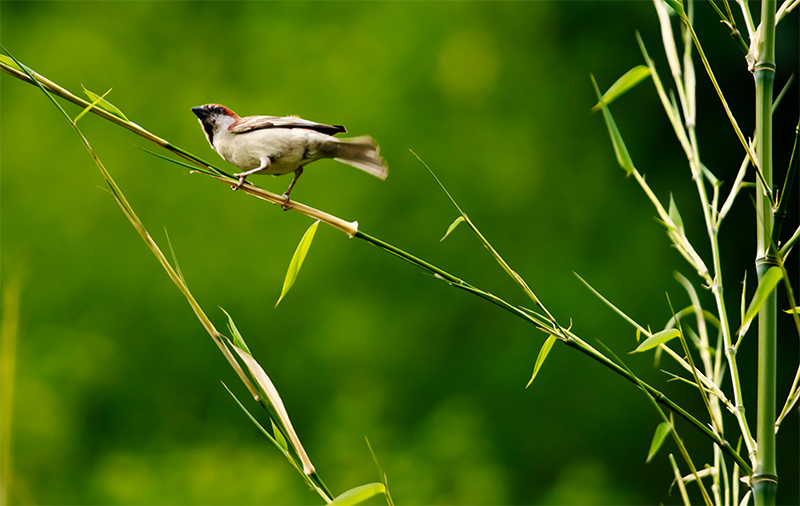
191,104,240,147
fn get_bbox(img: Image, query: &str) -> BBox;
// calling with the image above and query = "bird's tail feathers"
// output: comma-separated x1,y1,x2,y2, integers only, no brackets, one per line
332,136,388,180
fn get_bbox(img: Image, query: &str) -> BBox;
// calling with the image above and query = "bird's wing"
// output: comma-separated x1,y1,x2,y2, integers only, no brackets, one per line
228,115,347,136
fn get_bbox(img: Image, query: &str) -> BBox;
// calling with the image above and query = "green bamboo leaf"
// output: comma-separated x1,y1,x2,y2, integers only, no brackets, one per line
330,483,386,506
221,307,250,355
740,271,748,323
74,87,113,123
646,421,673,463
668,193,683,230
700,163,719,186
440,216,465,241
0,54,24,72
82,85,129,121
631,329,680,353
784,307,800,314
276,220,320,307
740,266,783,332
663,0,685,16
591,65,651,112
590,75,635,174
526,335,557,388
271,419,289,452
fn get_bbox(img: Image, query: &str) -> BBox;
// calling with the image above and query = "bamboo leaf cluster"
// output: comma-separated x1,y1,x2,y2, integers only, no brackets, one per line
590,0,798,503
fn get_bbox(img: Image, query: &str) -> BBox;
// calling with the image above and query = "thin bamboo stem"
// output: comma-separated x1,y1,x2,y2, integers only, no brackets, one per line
355,230,753,476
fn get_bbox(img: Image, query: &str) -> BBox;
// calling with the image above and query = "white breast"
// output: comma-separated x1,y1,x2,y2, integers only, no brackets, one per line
216,128,328,176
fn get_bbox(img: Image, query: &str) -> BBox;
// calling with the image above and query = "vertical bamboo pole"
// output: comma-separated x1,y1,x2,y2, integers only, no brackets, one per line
753,0,778,504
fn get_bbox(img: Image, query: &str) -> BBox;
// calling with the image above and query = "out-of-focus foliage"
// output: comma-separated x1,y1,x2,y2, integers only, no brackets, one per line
1,1,797,505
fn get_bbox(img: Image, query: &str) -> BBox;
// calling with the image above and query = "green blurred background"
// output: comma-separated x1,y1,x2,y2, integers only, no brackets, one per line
1,1,798,504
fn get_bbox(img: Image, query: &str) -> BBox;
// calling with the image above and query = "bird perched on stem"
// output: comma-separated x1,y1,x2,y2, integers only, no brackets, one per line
191,104,388,207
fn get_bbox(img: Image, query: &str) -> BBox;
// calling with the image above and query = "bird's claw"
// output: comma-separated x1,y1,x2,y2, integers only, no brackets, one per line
281,193,292,211
231,174,246,191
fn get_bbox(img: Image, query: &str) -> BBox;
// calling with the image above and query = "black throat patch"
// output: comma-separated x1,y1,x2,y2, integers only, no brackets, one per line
201,120,216,146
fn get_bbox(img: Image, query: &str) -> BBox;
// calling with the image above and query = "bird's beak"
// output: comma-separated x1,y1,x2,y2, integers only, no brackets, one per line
191,106,209,120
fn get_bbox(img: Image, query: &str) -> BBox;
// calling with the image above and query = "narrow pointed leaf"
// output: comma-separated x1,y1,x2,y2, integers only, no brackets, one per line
700,163,719,186
668,194,683,230
591,65,651,112
441,216,465,241
777,384,800,431
162,227,185,283
526,335,557,388
646,421,673,463
663,0,685,16
662,370,702,388
221,307,250,355
137,146,216,174
364,435,394,506
632,329,680,353
0,54,25,73
740,266,783,332
330,483,386,506
784,306,800,314
276,220,320,307
82,85,129,121
74,87,113,123
220,382,290,456
365,436,384,482
271,419,289,452
740,271,748,324
591,75,635,174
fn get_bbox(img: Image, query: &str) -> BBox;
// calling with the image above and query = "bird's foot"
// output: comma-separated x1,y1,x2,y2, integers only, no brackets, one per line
231,174,247,190
281,193,292,211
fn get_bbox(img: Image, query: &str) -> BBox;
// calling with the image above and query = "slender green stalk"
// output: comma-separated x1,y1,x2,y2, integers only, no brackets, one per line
667,294,721,435
669,453,692,506
416,153,560,329
773,119,799,242
773,247,800,432
706,0,750,53
753,1,779,503
0,57,231,181
599,340,712,505
355,230,753,475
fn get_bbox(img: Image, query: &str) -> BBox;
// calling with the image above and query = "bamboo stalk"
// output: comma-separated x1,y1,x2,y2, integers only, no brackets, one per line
752,0,779,504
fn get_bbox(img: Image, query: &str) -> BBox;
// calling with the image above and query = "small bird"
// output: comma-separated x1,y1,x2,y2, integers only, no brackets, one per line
191,104,388,205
